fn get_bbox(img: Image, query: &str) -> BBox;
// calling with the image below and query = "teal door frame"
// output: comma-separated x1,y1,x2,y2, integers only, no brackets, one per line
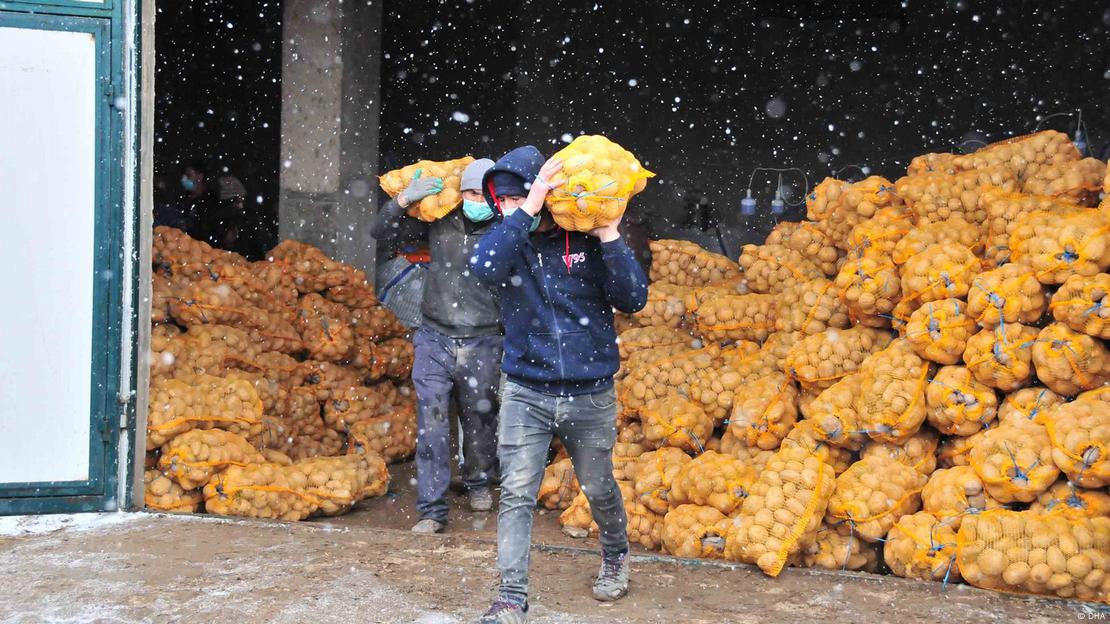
0,0,139,514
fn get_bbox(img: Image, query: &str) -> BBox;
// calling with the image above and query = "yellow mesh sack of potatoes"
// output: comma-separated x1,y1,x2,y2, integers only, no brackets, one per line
167,279,267,330
716,427,775,468
692,293,777,343
1030,481,1110,519
775,278,850,336
545,135,654,231
857,339,931,444
273,384,325,438
648,239,741,287
146,374,263,450
957,509,1110,602
1050,273,1110,339
860,428,940,477
323,384,405,432
728,373,798,451
153,225,240,267
826,455,927,542
617,346,718,420
1022,157,1106,205
784,327,893,393
901,243,981,306
346,404,418,464
144,469,203,514
682,278,752,315
345,336,415,382
685,345,780,423
1010,209,1110,285
288,429,346,461
922,466,1002,529
165,325,264,379
805,372,866,451
267,240,367,292
895,166,1018,226
961,130,1081,180
937,429,989,469
537,457,580,511
998,387,1063,427
980,186,1084,268
661,504,732,560
324,283,379,310
296,360,364,402
963,323,1039,391
802,527,880,572
907,153,961,176
296,293,355,363
885,511,961,582
806,176,902,248
631,283,690,329
845,207,915,260
738,244,825,295
158,429,265,490
970,420,1060,503
350,305,408,342
892,215,983,265
617,327,693,361
560,480,663,550
669,450,757,515
904,298,976,365
966,264,1046,329
764,221,843,276
203,462,317,520
834,255,901,328
617,343,696,383
725,439,837,576
379,156,474,222
925,365,999,436
1031,323,1110,396
1042,400,1110,488
285,454,389,515
630,447,693,515
613,423,648,481
640,394,713,454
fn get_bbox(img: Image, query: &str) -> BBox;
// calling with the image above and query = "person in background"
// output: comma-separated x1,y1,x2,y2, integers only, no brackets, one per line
470,146,649,623
211,174,247,252
370,158,503,534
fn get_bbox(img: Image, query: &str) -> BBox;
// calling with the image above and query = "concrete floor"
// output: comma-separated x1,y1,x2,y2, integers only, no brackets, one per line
0,462,1106,624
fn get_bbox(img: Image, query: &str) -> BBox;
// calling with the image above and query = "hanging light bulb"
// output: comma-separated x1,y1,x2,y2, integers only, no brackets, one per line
741,189,757,216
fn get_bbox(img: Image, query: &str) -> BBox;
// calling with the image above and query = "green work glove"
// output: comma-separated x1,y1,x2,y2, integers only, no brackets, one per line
399,168,444,206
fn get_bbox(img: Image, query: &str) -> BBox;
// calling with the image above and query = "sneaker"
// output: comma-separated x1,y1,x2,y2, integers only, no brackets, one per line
411,518,446,534
469,487,494,512
592,551,630,602
477,599,528,624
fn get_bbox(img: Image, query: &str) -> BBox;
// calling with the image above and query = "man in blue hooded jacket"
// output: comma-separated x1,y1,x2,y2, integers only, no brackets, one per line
470,146,649,623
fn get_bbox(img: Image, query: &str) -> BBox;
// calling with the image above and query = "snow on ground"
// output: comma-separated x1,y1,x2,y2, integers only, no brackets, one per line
0,512,139,537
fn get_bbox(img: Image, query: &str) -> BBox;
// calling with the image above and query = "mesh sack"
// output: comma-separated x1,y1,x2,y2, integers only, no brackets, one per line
738,244,825,295
895,165,1019,226
900,242,981,305
545,135,654,231
1050,273,1110,339
686,345,778,422
926,365,999,436
885,511,962,582
661,504,732,559
297,360,365,403
153,225,238,266
146,374,263,450
937,429,990,469
922,466,1003,529
784,327,893,393
167,279,268,330
323,383,411,432
845,207,915,260
764,221,843,276
617,343,697,383
267,240,367,293
272,385,324,440
346,403,418,464
692,293,777,343
682,278,753,315
617,346,720,420
959,130,1082,180
158,429,265,490
253,351,304,385
350,305,408,342
1022,157,1106,205
343,337,414,382
775,278,850,336
998,387,1064,427
969,420,1060,503
802,527,881,572
286,454,390,515
805,372,866,451
904,298,977,365
966,263,1046,328
1010,209,1110,285
296,293,355,362
560,480,663,550
325,284,379,310
630,447,694,515
806,176,902,248
378,156,474,222
725,438,837,576
144,469,203,514
221,369,282,414
1031,323,1110,396
166,325,264,379
536,457,580,510
860,427,940,476
289,429,346,461
248,415,295,455
717,428,776,471
648,239,741,287
1030,480,1110,519
203,462,318,520
632,283,690,329
907,153,961,176
640,394,713,454
857,338,931,444
1043,399,1110,488
826,456,927,542
243,312,305,355
617,326,694,360
763,329,803,372
980,186,1084,268
151,274,176,324
892,215,983,266
728,373,799,451
669,450,758,515
150,324,183,379
613,423,648,481
957,509,1110,602
962,323,1039,392
834,255,901,328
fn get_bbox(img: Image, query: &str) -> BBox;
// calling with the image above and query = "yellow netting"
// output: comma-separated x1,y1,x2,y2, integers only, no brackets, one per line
297,359,364,403
962,323,1039,392
764,221,843,276
322,383,410,432
892,216,984,265
296,293,355,362
1022,157,1106,205
159,325,264,380
802,527,880,572
937,429,990,469
922,466,1003,529
900,242,981,305
907,153,960,176
560,480,664,551
729,373,798,451
969,420,1060,503
845,207,915,260
617,346,721,420
784,327,893,393
144,469,203,514
1030,481,1110,519
895,165,1019,226
904,298,977,365
640,394,713,454
980,186,1085,268
965,264,1046,331
668,450,758,515
826,455,928,543
861,427,940,477
738,243,825,295
617,343,696,384
834,255,902,328
648,239,741,287
692,293,777,343
146,374,264,450
925,365,999,436
775,278,850,336
1031,323,1110,396
617,326,694,361
153,226,240,266
717,428,776,471
324,283,379,309
613,423,648,481
1050,273,1110,340
349,305,408,342
960,131,1082,180
267,240,367,293
537,457,580,511
157,429,265,491
378,156,474,222
627,283,691,329
806,176,902,248
1010,209,1110,285
683,278,752,314
1042,399,1110,488
857,339,931,444
885,511,961,583
288,429,346,461
805,372,866,451
630,447,693,515
545,135,654,231
344,336,415,382
346,403,418,464
998,386,1063,427
661,504,732,560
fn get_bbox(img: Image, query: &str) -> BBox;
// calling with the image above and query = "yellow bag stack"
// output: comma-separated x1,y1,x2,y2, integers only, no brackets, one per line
806,176,902,247
861,428,940,477
144,469,204,514
629,447,694,516
545,135,654,231
147,374,264,449
979,186,1084,268
640,394,714,454
630,283,690,329
1050,273,1110,339
617,326,694,360
691,293,777,343
537,458,580,511
738,244,825,295
937,429,991,469
345,404,418,464
857,339,931,444
904,298,977,365
805,372,867,451
885,511,961,582
560,481,664,550
895,166,1018,226
925,365,999,436
957,130,1081,180
826,456,928,542
997,387,1064,427
1031,323,1110,396
648,239,741,287
158,429,265,490
1042,400,1110,488
775,277,850,336
922,466,1002,529
379,156,474,222
845,207,915,260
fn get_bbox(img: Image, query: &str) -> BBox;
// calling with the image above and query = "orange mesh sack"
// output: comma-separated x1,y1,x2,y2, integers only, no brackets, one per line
956,509,1110,602
1022,157,1106,205
738,244,824,295
668,450,757,515
834,255,901,328
784,327,893,393
545,135,654,231
1010,209,1110,285
925,366,999,436
296,293,355,363
379,156,474,222
895,166,1018,226
892,215,983,265
960,130,1082,180
617,347,719,420
717,428,777,471
845,207,915,260
617,343,696,383
144,469,203,514
537,457,580,510
764,221,843,276
617,326,694,360
860,427,939,477
324,283,379,310
346,404,418,464
962,323,1039,392
904,298,976,365
1030,481,1110,519
998,387,1064,427
937,429,990,469
630,447,693,515
728,373,798,451
158,429,265,490
692,293,777,343
640,394,713,454
288,429,346,461
630,283,690,329
857,338,931,444
1031,323,1110,396
167,325,263,379
649,239,741,287
922,466,1002,529
776,278,850,336
885,511,961,582
297,360,364,403
1043,400,1110,488
661,504,732,559
907,153,961,176
806,176,902,248
805,372,866,451
203,462,317,521
966,264,1046,329
282,454,390,516
980,186,1084,268
146,374,263,450
802,527,881,572
350,306,408,342
167,279,267,330
900,243,981,305
267,240,366,293
560,481,663,550
825,456,927,542
323,384,408,432
725,439,837,576
613,423,648,481
1051,273,1110,339
683,278,752,314
970,420,1060,503
683,344,779,423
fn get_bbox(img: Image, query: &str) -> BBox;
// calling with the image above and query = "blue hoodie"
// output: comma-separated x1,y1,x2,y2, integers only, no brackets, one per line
471,146,649,396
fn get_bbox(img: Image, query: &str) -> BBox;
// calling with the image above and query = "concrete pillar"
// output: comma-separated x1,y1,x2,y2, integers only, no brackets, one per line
279,0,382,279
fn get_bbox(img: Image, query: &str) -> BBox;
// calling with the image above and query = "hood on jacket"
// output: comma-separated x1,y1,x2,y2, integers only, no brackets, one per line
482,145,545,215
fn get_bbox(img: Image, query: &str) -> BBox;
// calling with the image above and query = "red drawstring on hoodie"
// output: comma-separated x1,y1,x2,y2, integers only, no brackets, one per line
564,231,571,273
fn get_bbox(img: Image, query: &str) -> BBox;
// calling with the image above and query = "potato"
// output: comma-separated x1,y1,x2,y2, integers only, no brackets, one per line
969,420,1059,503
1009,209,1110,285
802,527,881,572
1031,323,1110,396
691,293,778,343
640,394,714,454
892,215,983,265
845,207,915,260
885,512,961,582
805,372,866,450
630,447,693,515
834,255,902,328
857,338,931,444
268,239,367,292
895,165,1018,226
776,277,850,336
378,156,475,222
784,326,893,393
560,481,663,550
1030,480,1110,519
661,504,732,559
159,429,266,490
922,466,1002,528
346,402,418,464
1051,273,1110,339
861,427,940,476
826,456,928,542
764,221,844,276
1041,399,1110,488
1022,157,1106,205
807,176,904,249
926,366,999,436
967,263,1047,328
900,242,981,305
144,469,203,514
729,373,799,451
997,387,1064,427
979,186,1085,268
617,326,695,360
962,323,1039,392
649,239,741,287
669,451,758,515
904,298,976,365
146,373,264,450
739,243,825,295
536,458,580,511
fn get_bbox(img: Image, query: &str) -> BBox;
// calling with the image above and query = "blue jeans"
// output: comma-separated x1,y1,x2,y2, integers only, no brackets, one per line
496,380,629,604
411,326,503,523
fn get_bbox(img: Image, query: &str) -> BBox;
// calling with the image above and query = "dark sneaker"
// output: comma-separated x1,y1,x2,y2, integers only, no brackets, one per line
477,599,528,624
411,518,445,534
469,487,494,512
592,551,630,601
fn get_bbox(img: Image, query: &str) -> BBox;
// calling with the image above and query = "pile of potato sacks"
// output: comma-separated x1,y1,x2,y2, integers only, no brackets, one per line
145,227,415,519
554,131,1110,604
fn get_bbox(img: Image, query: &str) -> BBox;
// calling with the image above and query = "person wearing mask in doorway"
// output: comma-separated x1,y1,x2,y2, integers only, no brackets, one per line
370,158,503,534
470,146,649,623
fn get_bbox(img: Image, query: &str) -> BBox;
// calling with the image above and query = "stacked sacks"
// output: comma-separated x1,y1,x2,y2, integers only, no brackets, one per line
806,176,902,246
728,373,799,451
1031,323,1110,396
892,216,983,266
648,239,741,287
691,293,777,343
895,165,1018,226
629,447,694,515
144,469,204,514
616,326,694,360
146,374,264,449
158,429,266,490
835,255,902,328
783,327,892,394
537,458,580,511
921,466,1001,528
560,481,663,550
1050,273,1110,339
1009,209,1110,285
803,529,881,572
845,207,915,260
738,244,825,294
962,323,1039,392
378,156,474,222
1042,399,1110,488
545,135,655,232
346,404,418,464
979,187,1083,268
1030,481,1110,518
1022,157,1106,205
952,130,1081,181
775,278,850,336
904,299,977,365
628,283,691,329
861,428,940,477
668,451,757,515
764,221,843,276
997,386,1064,426
805,372,867,451
885,511,962,583
900,243,981,306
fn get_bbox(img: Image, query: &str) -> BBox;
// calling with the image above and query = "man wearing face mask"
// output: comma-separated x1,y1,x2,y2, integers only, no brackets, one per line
370,158,503,534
